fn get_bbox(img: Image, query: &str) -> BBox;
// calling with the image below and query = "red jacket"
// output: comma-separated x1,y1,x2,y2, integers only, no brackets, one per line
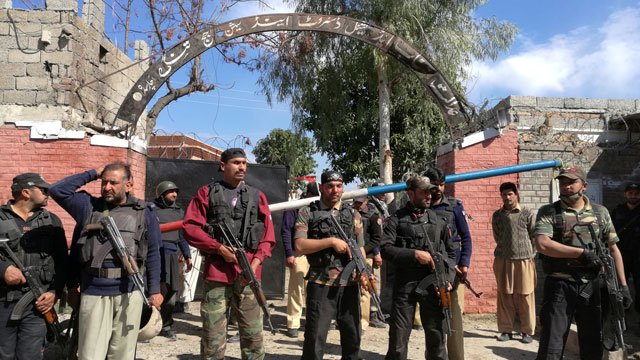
183,184,275,283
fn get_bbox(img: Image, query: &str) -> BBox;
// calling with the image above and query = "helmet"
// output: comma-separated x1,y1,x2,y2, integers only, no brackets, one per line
156,181,179,198
138,306,162,341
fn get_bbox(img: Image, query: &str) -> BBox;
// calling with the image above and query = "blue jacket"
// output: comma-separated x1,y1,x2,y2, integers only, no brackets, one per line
281,209,298,258
49,169,162,296
432,197,472,268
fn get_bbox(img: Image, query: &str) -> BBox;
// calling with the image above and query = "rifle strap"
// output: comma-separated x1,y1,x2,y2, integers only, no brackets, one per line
240,187,254,245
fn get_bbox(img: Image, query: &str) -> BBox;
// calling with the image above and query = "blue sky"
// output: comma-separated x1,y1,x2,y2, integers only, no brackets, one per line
117,0,640,181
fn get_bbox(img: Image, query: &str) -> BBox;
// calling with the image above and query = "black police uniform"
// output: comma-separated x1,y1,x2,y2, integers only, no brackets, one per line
610,201,640,312
301,200,362,360
380,204,455,360
0,204,67,360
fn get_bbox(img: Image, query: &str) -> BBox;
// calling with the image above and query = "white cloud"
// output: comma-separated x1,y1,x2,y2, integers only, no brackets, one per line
468,5,640,104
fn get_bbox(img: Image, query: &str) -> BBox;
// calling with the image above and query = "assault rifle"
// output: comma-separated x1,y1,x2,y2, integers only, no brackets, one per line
0,238,66,347
455,267,483,298
214,221,276,334
86,217,151,307
330,215,389,323
414,226,453,336
573,222,627,354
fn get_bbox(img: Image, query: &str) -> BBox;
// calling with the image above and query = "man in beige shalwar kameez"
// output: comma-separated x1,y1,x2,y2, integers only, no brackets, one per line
492,182,537,344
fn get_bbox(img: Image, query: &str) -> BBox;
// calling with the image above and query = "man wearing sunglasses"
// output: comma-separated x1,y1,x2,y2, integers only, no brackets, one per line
0,173,67,359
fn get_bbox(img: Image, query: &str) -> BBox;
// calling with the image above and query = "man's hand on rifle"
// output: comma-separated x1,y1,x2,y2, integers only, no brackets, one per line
3,265,26,286
331,238,350,256
67,287,80,311
219,245,238,264
148,293,164,310
621,285,633,309
415,250,435,269
359,274,370,290
35,291,56,314
456,265,468,280
373,254,383,268
286,256,296,268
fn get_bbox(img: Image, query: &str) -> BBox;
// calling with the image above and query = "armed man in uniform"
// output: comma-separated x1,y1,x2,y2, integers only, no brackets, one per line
294,170,366,360
50,162,163,360
535,166,631,360
183,148,275,360
610,182,640,317
425,167,472,360
0,173,67,360
381,175,455,360
154,181,193,340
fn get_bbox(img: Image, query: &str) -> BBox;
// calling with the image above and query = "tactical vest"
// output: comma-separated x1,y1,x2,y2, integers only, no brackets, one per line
306,200,355,270
77,198,148,278
432,196,460,243
540,201,606,279
207,182,264,250
0,207,55,301
155,200,184,244
394,207,449,274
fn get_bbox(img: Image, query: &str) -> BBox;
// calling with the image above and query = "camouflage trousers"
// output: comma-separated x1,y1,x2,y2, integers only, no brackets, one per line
201,280,265,360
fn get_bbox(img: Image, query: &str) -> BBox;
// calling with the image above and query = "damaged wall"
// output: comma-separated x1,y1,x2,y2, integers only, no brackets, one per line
0,0,149,140
437,95,640,314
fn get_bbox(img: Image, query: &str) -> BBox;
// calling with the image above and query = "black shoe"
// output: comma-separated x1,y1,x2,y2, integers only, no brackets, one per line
521,333,533,344
497,332,511,342
369,318,387,328
285,328,299,338
160,329,177,341
227,333,240,343
173,302,185,314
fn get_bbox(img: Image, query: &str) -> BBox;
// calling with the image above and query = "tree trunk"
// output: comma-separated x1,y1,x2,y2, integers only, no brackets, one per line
377,58,393,203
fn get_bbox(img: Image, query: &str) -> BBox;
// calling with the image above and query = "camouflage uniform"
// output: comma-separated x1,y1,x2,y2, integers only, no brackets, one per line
201,280,264,360
535,196,618,360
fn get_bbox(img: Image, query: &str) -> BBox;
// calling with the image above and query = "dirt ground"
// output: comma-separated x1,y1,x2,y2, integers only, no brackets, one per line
132,297,589,360
130,270,640,360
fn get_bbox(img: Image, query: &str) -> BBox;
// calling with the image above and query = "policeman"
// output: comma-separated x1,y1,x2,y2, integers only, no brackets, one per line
352,195,386,331
535,166,631,360
380,175,455,360
425,167,472,360
154,181,193,340
183,148,275,360
49,162,163,360
610,182,640,316
0,173,67,360
294,170,366,360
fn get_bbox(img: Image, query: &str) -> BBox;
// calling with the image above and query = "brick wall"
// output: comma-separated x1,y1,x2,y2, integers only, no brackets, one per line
437,129,519,313
0,126,146,246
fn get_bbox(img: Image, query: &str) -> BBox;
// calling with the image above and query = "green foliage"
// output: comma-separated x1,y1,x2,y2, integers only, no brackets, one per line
252,129,317,190
258,0,517,182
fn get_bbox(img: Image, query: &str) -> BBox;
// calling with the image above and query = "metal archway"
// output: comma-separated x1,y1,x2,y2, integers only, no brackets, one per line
116,13,473,136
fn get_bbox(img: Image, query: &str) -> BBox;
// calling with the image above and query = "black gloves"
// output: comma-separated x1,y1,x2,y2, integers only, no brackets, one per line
621,285,632,310
577,249,602,270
